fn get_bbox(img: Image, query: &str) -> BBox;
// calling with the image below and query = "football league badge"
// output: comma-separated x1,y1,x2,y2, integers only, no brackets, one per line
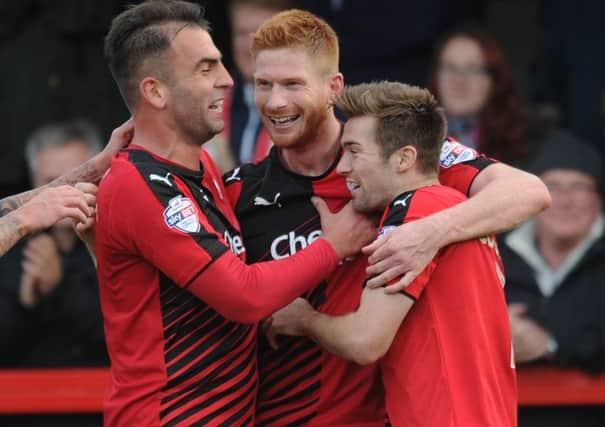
164,195,200,234
440,140,478,168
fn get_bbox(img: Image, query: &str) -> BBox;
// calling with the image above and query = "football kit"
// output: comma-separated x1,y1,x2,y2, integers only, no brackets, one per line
377,186,517,427
224,139,494,426
96,146,341,426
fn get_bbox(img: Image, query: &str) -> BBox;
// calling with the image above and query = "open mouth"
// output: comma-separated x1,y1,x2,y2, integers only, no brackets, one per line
209,99,224,113
346,181,360,192
269,114,300,126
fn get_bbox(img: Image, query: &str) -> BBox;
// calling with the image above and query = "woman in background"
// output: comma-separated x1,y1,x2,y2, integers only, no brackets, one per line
428,26,525,164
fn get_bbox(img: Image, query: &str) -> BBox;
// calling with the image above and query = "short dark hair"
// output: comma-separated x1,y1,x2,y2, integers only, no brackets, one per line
104,0,209,110
336,81,446,174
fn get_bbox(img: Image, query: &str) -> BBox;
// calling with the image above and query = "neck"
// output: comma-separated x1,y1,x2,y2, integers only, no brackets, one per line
387,172,439,205
131,113,202,170
279,113,342,176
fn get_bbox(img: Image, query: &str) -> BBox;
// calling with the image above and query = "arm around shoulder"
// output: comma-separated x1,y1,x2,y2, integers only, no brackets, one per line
433,162,551,249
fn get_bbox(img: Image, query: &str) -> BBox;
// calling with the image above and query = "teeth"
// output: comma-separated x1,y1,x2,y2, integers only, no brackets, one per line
346,181,360,192
270,115,298,124
209,100,223,112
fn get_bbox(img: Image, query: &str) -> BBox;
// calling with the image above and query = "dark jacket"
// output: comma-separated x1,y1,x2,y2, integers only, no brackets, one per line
500,223,605,374
0,236,108,367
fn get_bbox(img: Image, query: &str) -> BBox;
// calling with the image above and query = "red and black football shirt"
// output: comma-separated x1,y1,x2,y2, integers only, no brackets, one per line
376,186,516,427
223,140,493,426
225,147,384,426
96,147,257,426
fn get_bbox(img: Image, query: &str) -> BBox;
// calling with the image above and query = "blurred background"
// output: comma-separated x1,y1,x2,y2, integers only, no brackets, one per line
1,1,604,426
2,0,604,196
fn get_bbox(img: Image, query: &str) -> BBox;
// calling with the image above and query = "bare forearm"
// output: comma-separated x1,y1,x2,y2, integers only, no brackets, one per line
0,156,104,218
0,213,25,257
433,165,550,248
51,154,108,187
304,311,368,364
0,192,32,218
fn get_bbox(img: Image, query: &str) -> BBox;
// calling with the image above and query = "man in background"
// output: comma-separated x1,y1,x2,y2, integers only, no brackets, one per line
0,120,108,367
501,131,605,426
502,131,605,372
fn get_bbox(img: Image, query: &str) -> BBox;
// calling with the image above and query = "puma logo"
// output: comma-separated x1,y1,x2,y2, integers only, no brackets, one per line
149,172,173,187
393,193,412,208
254,193,281,207
225,167,241,183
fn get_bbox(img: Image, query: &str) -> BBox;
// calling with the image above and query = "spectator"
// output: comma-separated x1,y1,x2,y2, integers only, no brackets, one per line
428,25,525,164
0,120,108,367
501,130,605,375
206,0,294,171
299,0,487,86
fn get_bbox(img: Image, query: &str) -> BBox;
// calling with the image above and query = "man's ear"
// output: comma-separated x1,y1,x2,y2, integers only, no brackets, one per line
392,145,417,173
139,77,169,110
328,72,344,102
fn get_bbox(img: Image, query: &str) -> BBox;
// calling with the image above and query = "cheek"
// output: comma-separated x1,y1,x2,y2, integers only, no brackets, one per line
471,79,491,107
255,91,268,109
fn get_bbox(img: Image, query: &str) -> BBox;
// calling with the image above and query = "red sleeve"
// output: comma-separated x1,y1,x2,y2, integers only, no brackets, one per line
400,258,437,300
438,139,495,195
106,164,226,288
106,162,340,324
189,238,339,323
379,186,465,300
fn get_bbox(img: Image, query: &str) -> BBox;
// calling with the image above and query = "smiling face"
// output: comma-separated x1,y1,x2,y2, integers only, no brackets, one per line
164,25,234,144
537,169,602,246
436,36,492,118
337,115,397,213
253,47,336,149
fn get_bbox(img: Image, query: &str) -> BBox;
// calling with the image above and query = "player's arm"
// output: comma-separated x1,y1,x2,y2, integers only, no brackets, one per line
188,198,375,323
267,287,414,365
111,171,376,325
0,186,90,257
0,118,132,219
365,162,551,291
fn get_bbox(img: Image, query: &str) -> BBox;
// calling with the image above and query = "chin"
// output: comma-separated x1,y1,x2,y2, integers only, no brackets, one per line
352,199,373,214
271,134,304,148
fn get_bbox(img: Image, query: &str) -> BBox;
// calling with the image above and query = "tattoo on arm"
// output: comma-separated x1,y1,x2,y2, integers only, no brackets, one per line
0,158,100,218
0,191,33,218
0,214,24,257
51,159,100,187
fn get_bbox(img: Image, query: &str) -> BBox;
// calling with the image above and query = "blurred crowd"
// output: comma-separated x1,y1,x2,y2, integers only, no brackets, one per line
1,1,604,426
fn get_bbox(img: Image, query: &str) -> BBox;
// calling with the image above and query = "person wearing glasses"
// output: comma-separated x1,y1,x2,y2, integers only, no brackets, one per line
501,130,605,375
428,26,525,164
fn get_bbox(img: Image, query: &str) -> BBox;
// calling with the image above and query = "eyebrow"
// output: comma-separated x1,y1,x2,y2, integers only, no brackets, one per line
194,57,220,70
